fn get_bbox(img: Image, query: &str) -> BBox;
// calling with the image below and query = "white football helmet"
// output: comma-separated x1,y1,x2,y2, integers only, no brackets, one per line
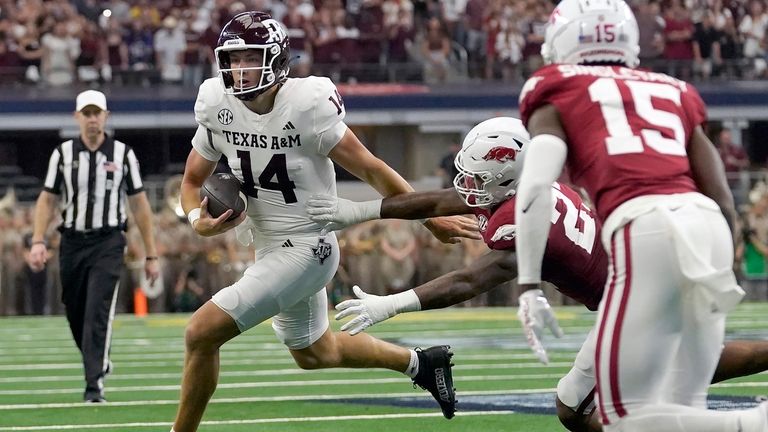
541,0,640,68
453,117,530,208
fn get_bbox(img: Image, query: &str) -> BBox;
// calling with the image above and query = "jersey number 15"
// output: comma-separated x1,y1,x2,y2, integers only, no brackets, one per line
589,78,686,157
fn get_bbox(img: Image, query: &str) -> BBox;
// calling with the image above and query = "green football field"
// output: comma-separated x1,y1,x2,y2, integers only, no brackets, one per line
2,303,768,431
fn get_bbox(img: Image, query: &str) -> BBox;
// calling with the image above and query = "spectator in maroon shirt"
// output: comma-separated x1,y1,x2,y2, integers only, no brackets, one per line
387,8,415,63
76,19,104,83
101,18,128,83
0,33,23,84
464,0,487,77
662,0,694,79
358,0,385,65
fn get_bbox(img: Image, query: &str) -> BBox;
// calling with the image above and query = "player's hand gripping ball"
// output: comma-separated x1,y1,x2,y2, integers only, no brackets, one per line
200,173,247,221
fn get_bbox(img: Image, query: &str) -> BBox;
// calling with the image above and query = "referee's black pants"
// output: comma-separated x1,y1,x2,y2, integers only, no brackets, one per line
59,230,125,400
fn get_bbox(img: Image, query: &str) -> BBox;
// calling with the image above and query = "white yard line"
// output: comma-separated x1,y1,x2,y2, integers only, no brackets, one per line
0,410,516,430
0,389,557,410
0,356,580,384
0,373,567,396
0,357,573,372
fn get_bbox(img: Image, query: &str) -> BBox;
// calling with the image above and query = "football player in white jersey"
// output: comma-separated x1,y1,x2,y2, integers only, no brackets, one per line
171,11,479,432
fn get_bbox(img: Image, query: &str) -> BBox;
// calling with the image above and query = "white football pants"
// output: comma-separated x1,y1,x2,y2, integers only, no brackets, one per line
596,199,763,432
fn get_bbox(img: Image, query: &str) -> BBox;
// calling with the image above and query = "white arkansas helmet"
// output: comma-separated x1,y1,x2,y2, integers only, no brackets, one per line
453,117,529,208
541,0,640,68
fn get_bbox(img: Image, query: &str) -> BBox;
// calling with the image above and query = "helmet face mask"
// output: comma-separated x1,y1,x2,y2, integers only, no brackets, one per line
216,12,290,100
452,117,530,208
541,0,640,68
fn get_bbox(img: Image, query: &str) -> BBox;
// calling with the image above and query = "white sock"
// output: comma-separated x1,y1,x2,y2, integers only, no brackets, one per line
404,349,419,378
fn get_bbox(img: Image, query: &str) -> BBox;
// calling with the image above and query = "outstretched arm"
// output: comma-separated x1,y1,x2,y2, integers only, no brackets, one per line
308,188,471,227
334,249,517,334
380,188,472,220
412,249,518,309
307,140,480,243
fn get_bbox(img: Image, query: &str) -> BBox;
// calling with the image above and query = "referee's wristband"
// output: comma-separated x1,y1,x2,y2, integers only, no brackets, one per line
187,208,201,227
32,240,47,247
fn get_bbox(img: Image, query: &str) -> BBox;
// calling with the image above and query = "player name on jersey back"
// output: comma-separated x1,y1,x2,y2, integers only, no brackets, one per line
556,64,688,91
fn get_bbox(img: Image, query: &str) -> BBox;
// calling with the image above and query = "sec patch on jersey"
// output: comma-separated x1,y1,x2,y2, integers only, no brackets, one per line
200,173,247,221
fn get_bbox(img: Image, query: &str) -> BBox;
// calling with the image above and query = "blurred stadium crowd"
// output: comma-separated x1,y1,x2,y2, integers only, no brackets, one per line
2,135,768,316
2,0,768,86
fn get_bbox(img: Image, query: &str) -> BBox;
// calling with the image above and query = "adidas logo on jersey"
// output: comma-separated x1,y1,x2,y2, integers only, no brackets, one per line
281,239,294,248
282,121,296,131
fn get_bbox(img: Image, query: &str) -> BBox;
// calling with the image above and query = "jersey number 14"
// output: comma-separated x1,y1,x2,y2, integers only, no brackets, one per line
237,151,298,203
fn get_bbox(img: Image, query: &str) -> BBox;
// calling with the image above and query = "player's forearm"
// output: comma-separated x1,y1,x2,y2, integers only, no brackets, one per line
515,135,566,283
380,188,470,220
180,180,203,215
362,161,415,197
414,256,516,310
413,271,488,310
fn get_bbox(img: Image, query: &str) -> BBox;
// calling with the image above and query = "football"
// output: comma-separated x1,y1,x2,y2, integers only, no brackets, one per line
200,173,247,221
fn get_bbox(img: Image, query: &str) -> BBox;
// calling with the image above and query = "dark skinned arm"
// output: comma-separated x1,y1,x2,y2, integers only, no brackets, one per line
380,188,472,220
688,125,737,233
413,249,518,309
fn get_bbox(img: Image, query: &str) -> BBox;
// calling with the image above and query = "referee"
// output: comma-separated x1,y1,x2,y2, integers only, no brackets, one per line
29,90,160,403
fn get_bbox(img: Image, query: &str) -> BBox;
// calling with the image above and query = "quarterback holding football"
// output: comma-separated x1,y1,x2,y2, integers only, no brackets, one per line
171,11,478,432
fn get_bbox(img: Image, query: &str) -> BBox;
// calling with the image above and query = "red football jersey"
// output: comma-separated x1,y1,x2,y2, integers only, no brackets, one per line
474,182,606,310
519,64,706,221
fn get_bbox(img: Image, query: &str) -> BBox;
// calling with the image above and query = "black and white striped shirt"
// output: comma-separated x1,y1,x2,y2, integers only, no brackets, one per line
43,135,144,232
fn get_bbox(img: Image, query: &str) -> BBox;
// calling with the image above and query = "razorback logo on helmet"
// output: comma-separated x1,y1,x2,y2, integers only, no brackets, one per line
482,146,518,163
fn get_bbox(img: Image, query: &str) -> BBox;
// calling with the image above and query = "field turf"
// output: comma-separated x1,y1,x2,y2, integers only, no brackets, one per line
1,303,767,431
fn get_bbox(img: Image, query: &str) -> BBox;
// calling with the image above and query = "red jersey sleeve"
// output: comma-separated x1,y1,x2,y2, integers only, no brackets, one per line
519,64,565,128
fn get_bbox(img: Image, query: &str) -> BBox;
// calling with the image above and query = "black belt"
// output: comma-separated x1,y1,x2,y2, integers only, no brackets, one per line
59,227,121,239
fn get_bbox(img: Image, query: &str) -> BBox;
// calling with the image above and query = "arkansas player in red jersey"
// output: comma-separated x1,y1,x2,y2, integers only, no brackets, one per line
306,117,768,432
515,0,765,431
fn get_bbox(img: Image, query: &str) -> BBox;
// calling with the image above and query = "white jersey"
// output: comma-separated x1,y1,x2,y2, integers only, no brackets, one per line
191,76,348,239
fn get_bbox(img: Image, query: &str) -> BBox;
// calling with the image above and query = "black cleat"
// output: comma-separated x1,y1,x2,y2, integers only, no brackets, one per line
412,345,457,419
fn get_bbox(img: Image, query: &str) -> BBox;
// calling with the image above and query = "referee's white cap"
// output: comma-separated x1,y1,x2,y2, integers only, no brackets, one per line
76,90,108,112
